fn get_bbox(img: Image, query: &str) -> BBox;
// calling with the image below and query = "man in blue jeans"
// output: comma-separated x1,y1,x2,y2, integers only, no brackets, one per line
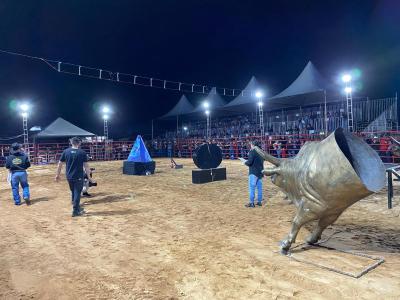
6,143,31,205
55,137,92,217
239,140,264,207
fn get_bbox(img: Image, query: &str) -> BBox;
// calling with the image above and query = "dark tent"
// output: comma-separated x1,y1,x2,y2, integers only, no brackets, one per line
222,76,262,112
266,61,331,110
160,95,194,119
36,117,96,139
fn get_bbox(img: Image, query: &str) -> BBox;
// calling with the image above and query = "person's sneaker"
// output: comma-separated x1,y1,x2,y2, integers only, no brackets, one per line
72,209,86,217
24,198,31,206
82,192,92,197
256,202,262,207
15,202,21,206
245,203,255,208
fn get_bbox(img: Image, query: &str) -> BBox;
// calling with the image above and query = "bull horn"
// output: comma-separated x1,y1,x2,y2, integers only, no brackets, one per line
254,146,281,166
262,167,281,176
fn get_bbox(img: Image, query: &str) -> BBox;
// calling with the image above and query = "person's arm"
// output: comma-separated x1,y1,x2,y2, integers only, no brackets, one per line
5,157,11,169
55,161,63,182
55,151,66,181
25,156,31,169
244,150,255,166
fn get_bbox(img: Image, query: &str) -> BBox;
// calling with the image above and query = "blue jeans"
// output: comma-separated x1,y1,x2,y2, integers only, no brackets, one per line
248,174,262,204
11,171,30,203
68,179,84,213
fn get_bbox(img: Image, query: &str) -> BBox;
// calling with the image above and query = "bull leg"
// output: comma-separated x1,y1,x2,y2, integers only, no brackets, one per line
280,208,318,254
306,214,340,245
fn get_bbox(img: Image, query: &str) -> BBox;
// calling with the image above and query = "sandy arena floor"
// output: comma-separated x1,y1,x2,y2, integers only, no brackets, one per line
0,159,399,299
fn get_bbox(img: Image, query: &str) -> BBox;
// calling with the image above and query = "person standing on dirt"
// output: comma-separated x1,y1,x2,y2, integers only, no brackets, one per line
55,137,92,217
5,143,31,206
239,140,264,208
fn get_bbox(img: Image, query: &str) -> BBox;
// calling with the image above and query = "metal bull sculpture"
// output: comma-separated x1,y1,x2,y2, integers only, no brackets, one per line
255,128,385,254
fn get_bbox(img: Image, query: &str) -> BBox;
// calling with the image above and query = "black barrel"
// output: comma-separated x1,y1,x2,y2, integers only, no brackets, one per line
192,143,222,169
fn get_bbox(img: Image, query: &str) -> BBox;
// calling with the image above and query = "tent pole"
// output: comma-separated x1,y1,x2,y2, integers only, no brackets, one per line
324,90,328,136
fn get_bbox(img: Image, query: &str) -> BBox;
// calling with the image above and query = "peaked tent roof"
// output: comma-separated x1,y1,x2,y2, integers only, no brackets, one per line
265,61,331,110
224,76,260,108
160,95,194,119
270,61,328,99
191,87,227,113
36,117,96,138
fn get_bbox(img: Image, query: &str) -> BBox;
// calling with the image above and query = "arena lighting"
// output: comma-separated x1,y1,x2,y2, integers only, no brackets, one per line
183,126,188,131
203,101,209,109
102,105,111,114
255,90,263,98
20,103,30,112
102,114,109,120
21,112,28,118
344,87,352,94
342,74,352,83
258,101,263,107
205,110,210,115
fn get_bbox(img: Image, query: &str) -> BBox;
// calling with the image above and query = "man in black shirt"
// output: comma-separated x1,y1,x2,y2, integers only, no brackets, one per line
239,140,264,207
55,137,92,217
5,143,31,205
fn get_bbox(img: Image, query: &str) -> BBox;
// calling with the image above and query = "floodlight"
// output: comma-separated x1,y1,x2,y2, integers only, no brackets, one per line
342,74,352,83
103,114,109,120
255,90,263,98
203,101,209,109
20,103,29,112
102,106,111,114
183,126,188,131
21,112,28,118
344,87,352,94
205,110,210,116
258,101,263,107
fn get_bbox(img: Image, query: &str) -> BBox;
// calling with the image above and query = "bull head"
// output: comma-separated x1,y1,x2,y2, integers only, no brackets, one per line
256,128,385,254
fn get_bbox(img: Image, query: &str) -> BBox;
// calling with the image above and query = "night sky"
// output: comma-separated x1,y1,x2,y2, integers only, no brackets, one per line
0,0,399,139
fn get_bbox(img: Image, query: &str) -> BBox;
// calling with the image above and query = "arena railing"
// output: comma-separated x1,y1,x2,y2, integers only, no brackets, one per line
1,131,400,166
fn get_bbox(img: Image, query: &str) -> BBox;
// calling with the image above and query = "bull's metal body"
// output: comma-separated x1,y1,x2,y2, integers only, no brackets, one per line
256,128,385,253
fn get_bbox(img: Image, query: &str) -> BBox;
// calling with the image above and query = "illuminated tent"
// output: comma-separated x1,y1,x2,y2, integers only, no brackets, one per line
36,117,95,138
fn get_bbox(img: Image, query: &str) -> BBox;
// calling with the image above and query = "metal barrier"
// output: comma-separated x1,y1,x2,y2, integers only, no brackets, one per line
386,165,400,209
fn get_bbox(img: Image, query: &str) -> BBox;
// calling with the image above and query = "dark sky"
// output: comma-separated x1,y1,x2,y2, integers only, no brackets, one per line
0,0,399,139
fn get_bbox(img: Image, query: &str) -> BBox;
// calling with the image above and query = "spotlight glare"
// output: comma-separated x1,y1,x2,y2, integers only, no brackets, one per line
183,126,188,131
103,114,109,120
203,101,209,109
20,103,29,112
21,112,28,118
344,87,352,94
205,110,210,115
255,90,263,98
342,74,352,83
102,106,111,114
258,101,263,107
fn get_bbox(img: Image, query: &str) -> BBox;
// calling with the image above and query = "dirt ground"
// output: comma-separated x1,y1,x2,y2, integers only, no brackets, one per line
0,158,399,300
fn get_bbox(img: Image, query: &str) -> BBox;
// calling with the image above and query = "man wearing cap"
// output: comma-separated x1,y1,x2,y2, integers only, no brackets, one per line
239,140,264,207
55,137,92,217
5,143,31,205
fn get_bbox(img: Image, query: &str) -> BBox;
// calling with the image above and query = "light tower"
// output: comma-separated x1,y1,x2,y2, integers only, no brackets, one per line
342,74,354,132
19,103,30,156
203,101,211,140
101,105,111,160
255,90,264,137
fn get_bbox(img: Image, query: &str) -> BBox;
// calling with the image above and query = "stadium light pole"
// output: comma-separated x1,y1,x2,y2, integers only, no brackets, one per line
101,105,111,160
203,101,211,141
19,103,30,157
255,90,264,137
342,74,354,132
